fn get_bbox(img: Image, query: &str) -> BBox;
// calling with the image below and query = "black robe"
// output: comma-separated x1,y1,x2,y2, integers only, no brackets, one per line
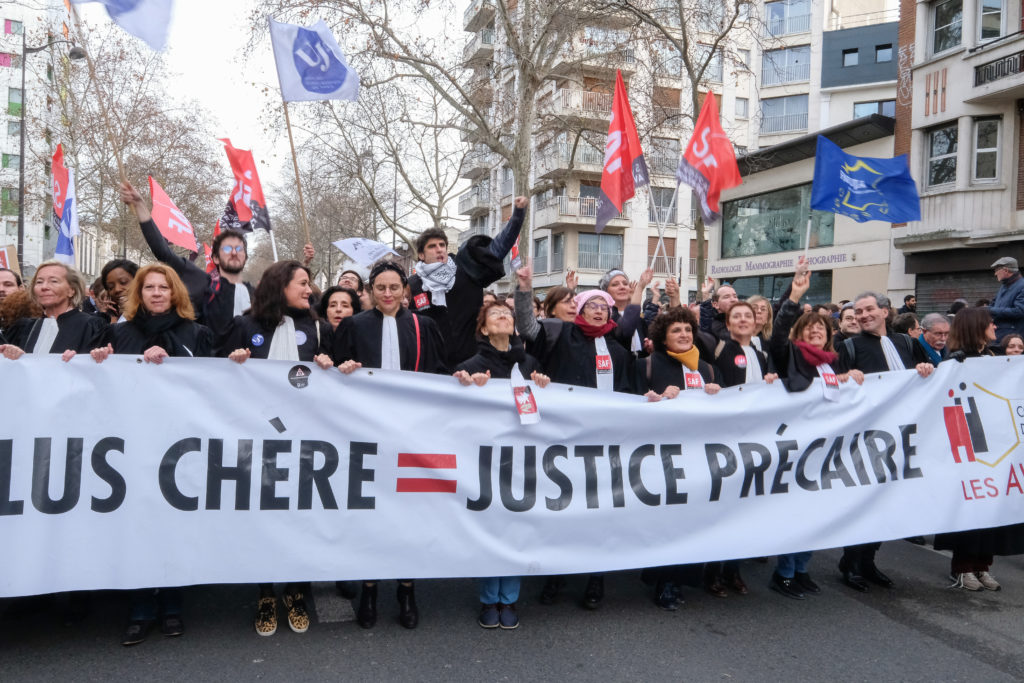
771,299,850,392
454,338,542,379
528,319,633,392
713,338,770,388
219,309,332,362
7,309,107,354
407,208,523,369
139,218,254,343
635,350,717,395
105,314,213,358
837,330,931,373
332,307,446,374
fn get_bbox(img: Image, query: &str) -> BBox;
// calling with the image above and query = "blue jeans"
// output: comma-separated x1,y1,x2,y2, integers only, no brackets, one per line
776,552,813,579
478,577,521,604
129,587,182,621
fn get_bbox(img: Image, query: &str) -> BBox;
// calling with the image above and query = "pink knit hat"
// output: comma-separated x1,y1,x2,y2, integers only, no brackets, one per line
574,289,615,315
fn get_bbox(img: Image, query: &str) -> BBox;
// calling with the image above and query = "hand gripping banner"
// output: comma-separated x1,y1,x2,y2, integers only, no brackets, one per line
0,355,1023,596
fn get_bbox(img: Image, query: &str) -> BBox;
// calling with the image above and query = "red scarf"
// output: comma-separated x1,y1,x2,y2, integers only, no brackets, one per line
794,340,837,366
574,315,617,339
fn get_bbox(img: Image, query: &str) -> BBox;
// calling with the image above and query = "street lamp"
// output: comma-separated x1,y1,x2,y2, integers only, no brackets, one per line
16,35,86,268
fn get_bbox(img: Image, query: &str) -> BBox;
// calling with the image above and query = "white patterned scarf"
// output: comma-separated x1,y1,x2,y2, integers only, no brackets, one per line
414,259,457,307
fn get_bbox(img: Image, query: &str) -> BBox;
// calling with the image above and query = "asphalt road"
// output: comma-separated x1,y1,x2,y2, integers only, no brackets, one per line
2,540,1023,682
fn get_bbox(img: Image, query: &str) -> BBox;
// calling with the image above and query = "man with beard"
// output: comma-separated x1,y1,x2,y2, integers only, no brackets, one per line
836,291,934,593
119,181,254,342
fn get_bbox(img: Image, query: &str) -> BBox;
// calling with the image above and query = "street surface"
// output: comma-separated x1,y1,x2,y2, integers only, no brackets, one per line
2,540,1022,681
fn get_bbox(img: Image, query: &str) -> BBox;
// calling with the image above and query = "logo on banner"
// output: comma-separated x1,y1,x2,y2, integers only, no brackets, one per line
396,452,457,493
288,365,311,389
293,27,348,93
684,372,703,389
943,382,1024,467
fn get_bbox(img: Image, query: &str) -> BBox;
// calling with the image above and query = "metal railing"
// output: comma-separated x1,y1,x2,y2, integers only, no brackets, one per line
463,0,494,27
458,185,490,213
648,255,677,275
827,8,899,30
975,49,1024,86
689,258,708,276
578,251,623,270
648,205,677,224
648,154,678,176
542,195,630,220
760,111,808,134
766,13,811,37
463,28,495,62
554,88,613,116
761,61,810,86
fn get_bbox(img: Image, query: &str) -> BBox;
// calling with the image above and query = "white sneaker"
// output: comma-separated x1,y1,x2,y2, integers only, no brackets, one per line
976,571,1001,591
954,572,983,591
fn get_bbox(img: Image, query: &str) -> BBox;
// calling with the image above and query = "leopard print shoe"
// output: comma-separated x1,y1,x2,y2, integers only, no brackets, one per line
254,597,277,637
283,592,310,634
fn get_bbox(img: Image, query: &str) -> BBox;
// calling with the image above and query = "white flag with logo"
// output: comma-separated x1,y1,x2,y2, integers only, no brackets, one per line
269,17,360,102
332,238,398,267
71,1,173,51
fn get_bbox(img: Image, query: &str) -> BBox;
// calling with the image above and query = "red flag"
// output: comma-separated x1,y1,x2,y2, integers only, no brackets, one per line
203,242,216,273
218,138,271,232
596,71,649,233
52,144,70,220
677,95,741,224
148,176,198,253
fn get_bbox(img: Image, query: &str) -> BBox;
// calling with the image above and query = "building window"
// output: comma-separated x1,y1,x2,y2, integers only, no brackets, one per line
927,123,958,187
4,20,23,35
1,154,19,169
933,0,963,55
1,187,18,216
979,0,1003,41
973,118,999,182
578,233,623,270
730,271,833,303
842,49,859,67
7,121,20,137
875,44,893,62
738,49,750,67
7,87,21,116
552,233,564,272
853,100,895,118
762,45,810,86
766,0,811,37
647,236,677,274
650,186,677,224
722,183,834,258
534,236,549,273
760,94,808,134
697,44,723,83
735,97,749,118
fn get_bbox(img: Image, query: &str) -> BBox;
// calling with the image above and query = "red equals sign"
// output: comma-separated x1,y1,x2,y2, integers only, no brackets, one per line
396,453,458,493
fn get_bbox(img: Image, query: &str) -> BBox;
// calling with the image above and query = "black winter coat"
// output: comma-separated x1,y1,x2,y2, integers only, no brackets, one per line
713,338,771,388
454,339,542,379
770,299,849,392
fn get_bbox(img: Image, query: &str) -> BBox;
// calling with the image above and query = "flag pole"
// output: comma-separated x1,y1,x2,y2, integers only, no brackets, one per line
68,4,126,182
648,185,679,271
269,228,280,262
803,216,812,260
282,101,312,246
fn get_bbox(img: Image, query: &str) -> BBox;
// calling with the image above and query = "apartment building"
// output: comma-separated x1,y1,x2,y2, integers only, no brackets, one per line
458,0,905,301
892,0,1024,313
0,1,79,276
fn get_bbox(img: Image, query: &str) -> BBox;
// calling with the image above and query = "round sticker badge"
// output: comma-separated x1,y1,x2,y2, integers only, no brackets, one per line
288,365,312,389
734,354,747,369
251,334,265,347
295,330,308,346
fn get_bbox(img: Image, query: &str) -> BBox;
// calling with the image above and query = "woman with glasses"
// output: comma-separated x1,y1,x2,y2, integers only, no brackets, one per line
333,260,446,631
453,300,550,630
513,265,634,609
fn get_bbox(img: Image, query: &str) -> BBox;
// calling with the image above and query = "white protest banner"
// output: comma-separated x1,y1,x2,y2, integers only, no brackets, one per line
1,355,1023,597
333,237,399,267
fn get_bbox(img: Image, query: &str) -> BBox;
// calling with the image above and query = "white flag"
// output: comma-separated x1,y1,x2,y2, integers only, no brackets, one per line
269,17,360,102
71,1,173,51
332,238,397,267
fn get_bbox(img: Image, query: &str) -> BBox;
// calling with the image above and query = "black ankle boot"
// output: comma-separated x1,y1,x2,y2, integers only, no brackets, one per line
582,575,604,610
397,582,418,629
357,583,377,629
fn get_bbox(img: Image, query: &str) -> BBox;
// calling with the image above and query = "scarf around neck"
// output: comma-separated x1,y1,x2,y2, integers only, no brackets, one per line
665,346,700,370
793,340,837,367
415,259,458,307
574,315,617,339
132,309,185,351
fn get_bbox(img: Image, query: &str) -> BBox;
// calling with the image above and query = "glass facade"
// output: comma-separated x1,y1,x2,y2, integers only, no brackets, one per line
728,271,833,304
721,183,834,258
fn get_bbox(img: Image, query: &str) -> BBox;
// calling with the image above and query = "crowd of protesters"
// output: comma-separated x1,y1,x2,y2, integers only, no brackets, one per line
1,186,1023,645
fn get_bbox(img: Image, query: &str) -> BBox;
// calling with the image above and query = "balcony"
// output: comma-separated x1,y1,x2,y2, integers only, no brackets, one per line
464,0,495,32
458,184,490,216
543,88,613,120
766,14,810,37
969,40,1024,103
463,28,494,64
759,112,808,134
578,249,624,271
648,255,679,275
536,142,604,178
647,154,678,176
648,205,677,224
552,43,636,75
534,196,630,229
460,144,493,180
761,62,810,87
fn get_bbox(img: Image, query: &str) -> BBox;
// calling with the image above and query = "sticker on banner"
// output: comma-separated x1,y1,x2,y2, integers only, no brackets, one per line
251,334,265,347
288,365,311,389
510,363,540,424
295,330,308,346
414,293,430,310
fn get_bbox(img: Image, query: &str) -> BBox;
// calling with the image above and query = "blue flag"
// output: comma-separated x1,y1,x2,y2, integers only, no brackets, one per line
810,136,920,223
269,18,360,102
